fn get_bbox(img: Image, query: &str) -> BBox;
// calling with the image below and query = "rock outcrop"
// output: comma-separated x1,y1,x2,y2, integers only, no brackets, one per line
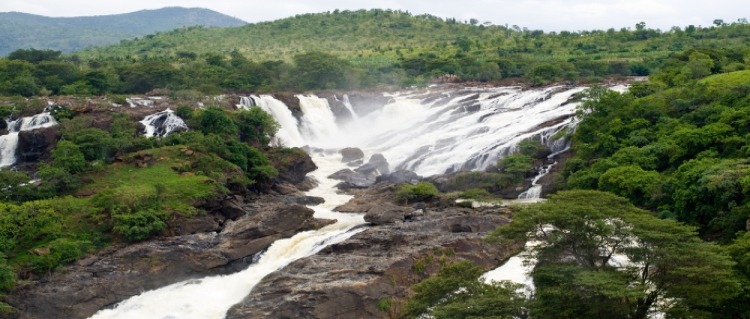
2,199,327,319
16,126,60,163
226,203,518,319
328,168,377,190
268,147,318,185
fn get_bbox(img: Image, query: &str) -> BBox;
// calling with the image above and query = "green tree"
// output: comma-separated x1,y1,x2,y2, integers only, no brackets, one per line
235,107,279,147
491,190,739,319
597,165,660,206
292,52,354,90
404,260,527,319
195,107,238,137
50,141,86,174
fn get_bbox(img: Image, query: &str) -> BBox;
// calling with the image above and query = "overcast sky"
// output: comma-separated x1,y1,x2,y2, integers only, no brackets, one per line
1,0,748,31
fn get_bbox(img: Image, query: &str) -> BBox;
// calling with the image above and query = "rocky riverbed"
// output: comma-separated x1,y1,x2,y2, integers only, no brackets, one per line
226,183,520,319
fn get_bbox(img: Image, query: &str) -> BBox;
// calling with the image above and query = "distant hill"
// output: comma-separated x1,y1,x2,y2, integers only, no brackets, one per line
0,7,246,56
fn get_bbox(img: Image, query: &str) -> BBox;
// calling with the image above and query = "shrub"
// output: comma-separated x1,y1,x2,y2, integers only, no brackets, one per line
113,209,168,242
460,188,491,200
397,182,438,203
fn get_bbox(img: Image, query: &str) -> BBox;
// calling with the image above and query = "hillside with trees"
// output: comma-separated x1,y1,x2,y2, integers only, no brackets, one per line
0,8,749,318
0,7,246,56
0,10,748,97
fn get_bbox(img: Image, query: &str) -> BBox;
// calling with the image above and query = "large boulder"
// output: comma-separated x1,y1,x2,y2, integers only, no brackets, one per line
268,147,317,185
364,203,409,225
339,147,364,163
367,153,389,174
328,168,376,190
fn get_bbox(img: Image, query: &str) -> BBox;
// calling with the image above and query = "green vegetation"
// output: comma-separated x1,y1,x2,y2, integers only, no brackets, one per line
403,260,527,319
564,48,750,242
492,190,738,318
3,10,750,96
396,182,439,203
0,97,285,299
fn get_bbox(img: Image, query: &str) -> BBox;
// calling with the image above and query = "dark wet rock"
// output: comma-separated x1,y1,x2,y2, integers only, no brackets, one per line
296,176,319,192
16,126,60,163
346,93,392,117
367,153,389,174
376,170,420,184
339,147,364,162
272,93,302,119
273,181,303,195
283,195,325,206
353,163,378,175
319,94,352,124
329,168,376,190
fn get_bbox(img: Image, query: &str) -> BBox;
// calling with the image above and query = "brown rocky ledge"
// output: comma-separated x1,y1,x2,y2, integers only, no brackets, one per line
226,185,519,319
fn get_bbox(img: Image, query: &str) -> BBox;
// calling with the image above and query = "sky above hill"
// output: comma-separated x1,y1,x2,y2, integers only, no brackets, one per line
1,0,748,32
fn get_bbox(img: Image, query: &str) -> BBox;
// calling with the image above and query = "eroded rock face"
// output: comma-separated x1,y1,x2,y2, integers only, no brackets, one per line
16,126,60,163
2,199,324,319
226,205,518,319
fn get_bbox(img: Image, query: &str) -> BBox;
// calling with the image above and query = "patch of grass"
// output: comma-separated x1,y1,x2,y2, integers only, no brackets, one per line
82,146,221,215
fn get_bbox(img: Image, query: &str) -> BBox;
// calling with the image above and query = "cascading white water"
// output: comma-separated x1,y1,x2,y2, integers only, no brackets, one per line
88,84,609,318
88,152,366,319
342,94,360,120
239,95,306,147
0,112,57,168
140,108,188,138
296,95,341,145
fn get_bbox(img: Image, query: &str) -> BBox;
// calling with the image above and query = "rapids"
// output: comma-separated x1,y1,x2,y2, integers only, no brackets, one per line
89,84,597,318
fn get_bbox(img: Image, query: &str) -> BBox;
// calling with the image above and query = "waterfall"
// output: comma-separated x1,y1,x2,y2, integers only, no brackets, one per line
140,109,188,138
342,94,359,120
233,86,589,176
296,95,341,146
0,112,57,168
87,84,624,318
0,133,20,168
240,95,306,147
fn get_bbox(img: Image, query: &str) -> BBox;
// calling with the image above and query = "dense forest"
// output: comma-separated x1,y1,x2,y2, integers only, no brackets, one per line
0,8,749,319
1,9,750,97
